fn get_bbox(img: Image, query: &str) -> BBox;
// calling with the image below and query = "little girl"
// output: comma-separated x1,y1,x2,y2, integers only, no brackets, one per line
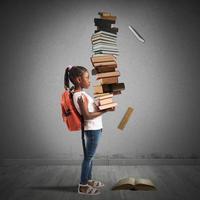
64,65,114,195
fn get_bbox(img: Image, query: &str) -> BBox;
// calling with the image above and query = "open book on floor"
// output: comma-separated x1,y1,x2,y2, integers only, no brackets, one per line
112,177,156,191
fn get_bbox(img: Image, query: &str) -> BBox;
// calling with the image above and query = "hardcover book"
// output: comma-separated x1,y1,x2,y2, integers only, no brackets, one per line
112,177,156,191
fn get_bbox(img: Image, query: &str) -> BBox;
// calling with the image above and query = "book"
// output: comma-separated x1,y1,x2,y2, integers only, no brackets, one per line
94,50,119,56
95,27,118,34
93,61,117,68
98,11,112,16
99,76,118,84
94,18,116,26
92,43,118,49
92,46,119,52
91,37,117,43
95,97,113,106
91,54,116,63
96,71,120,79
93,85,104,94
92,53,117,58
118,107,134,130
92,30,117,38
98,12,117,21
112,177,156,191
94,92,111,98
94,93,113,100
96,66,116,73
98,102,117,110
93,83,125,94
92,40,118,46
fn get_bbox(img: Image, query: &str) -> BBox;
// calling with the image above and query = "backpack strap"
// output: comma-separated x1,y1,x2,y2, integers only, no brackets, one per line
70,91,87,159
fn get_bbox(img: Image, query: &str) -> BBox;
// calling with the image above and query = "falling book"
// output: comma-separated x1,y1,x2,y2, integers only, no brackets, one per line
112,177,156,191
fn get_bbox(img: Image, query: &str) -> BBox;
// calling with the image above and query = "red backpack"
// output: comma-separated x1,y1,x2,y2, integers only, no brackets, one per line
61,90,82,131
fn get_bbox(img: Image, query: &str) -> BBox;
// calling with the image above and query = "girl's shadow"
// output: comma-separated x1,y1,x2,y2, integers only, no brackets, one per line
29,186,77,193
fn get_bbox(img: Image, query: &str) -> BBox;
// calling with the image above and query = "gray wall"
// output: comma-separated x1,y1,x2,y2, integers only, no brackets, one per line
0,0,200,162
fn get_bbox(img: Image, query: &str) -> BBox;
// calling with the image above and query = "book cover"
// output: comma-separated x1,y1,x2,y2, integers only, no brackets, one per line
112,177,156,191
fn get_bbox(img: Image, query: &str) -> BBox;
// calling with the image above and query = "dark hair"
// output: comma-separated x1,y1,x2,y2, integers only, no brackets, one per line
64,66,88,90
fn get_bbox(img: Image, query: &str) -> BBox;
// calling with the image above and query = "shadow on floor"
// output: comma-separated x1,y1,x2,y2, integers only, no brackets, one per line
29,186,77,193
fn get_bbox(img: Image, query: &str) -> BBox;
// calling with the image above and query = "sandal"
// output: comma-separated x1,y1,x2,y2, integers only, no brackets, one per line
78,184,100,195
88,180,105,188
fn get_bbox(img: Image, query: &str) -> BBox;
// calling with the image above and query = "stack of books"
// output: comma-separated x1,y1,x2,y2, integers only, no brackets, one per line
94,93,117,110
90,12,125,110
91,12,119,56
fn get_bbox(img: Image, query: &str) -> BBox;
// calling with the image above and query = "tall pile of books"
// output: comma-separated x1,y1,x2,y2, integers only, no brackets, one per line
90,12,125,110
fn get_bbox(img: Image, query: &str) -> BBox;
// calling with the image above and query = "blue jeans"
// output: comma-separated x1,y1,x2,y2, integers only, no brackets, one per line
80,129,102,184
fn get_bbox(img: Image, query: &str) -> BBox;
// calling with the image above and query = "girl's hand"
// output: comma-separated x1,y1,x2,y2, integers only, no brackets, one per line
103,107,116,112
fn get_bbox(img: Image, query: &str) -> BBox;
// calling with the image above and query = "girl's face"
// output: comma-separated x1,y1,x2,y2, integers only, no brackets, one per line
80,71,90,89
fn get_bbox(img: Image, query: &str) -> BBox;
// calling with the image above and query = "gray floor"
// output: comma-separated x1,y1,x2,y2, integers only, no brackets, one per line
0,165,200,200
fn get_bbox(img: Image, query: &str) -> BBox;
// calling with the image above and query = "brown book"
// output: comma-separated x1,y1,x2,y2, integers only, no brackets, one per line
93,83,125,94
96,71,120,79
112,177,156,191
94,93,111,98
100,15,117,21
98,12,111,16
98,102,117,110
99,77,118,84
93,85,104,94
95,97,113,106
94,93,113,100
91,55,116,63
93,61,117,68
113,91,121,95
96,66,116,73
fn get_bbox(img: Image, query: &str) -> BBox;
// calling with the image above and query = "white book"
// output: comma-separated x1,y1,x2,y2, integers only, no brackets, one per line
93,30,117,38
92,44,118,50
92,34,117,40
92,40,117,46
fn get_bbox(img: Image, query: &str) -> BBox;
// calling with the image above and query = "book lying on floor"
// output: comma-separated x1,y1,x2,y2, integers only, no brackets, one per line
112,177,156,191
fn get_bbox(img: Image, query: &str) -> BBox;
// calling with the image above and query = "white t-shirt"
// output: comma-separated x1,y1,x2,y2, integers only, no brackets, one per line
73,91,103,130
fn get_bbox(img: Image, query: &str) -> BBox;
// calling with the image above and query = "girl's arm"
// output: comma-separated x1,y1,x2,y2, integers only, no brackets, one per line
77,94,113,120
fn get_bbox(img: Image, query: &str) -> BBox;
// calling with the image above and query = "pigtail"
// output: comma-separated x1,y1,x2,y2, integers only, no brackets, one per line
64,67,70,90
